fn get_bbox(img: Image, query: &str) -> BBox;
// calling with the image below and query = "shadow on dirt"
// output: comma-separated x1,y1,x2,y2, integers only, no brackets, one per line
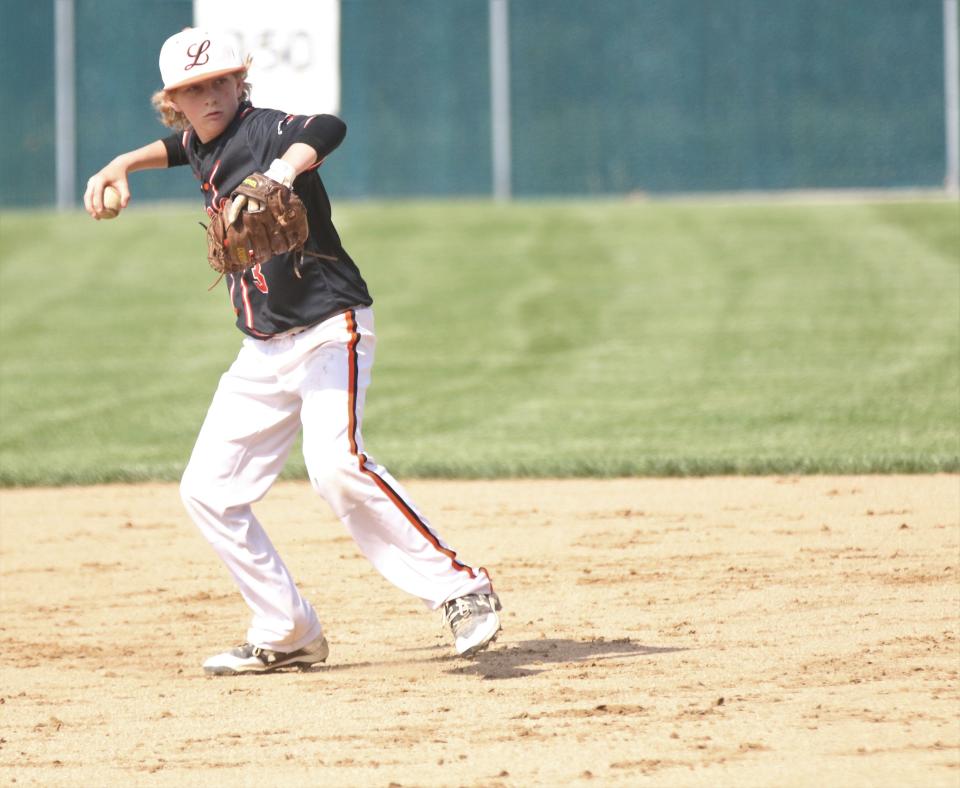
448,637,686,680
288,638,684,679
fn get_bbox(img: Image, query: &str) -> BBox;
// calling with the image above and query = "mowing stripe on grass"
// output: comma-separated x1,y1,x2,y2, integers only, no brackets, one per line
0,199,957,484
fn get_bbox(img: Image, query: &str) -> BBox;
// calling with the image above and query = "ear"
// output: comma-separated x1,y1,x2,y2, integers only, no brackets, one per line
166,90,181,113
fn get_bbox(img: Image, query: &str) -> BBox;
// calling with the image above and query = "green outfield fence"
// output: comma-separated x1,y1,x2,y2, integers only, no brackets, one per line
1,0,957,207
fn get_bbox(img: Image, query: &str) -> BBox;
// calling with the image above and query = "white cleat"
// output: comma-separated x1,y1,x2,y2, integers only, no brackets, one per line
443,593,502,657
202,634,329,675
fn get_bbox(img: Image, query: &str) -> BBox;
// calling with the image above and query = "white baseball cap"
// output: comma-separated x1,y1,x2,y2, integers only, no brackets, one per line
159,28,244,91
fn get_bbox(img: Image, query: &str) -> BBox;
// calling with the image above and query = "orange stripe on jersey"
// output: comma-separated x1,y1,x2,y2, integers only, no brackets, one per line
208,159,222,209
239,275,254,329
343,309,475,579
345,310,361,456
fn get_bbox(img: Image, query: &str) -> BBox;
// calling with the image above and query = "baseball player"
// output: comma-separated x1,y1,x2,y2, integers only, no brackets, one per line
83,29,501,674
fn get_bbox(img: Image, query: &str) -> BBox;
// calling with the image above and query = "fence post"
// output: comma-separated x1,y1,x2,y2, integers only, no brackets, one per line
490,0,512,200
55,0,76,209
945,0,959,193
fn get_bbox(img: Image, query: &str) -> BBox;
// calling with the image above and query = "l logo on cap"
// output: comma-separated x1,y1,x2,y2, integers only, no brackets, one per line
185,40,211,71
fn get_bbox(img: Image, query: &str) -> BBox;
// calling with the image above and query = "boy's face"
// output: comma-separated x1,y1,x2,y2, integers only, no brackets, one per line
168,74,244,142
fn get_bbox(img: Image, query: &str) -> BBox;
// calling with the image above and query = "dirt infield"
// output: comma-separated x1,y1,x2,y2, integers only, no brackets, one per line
1,476,957,786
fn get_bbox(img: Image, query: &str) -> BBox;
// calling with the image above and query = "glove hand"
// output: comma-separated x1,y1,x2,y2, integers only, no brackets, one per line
226,194,262,224
206,170,309,275
226,160,295,223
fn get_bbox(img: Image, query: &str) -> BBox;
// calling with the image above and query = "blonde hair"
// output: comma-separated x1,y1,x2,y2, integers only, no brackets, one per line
151,60,253,131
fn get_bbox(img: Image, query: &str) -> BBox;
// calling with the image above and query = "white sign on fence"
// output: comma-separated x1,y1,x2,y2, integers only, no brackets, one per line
193,0,341,116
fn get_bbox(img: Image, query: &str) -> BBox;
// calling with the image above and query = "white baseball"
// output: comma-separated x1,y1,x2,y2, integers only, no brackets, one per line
100,186,122,219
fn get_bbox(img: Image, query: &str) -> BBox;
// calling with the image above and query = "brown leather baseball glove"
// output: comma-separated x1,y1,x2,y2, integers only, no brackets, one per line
206,173,309,275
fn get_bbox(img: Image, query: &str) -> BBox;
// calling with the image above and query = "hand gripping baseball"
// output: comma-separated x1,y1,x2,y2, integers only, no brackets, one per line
206,164,308,276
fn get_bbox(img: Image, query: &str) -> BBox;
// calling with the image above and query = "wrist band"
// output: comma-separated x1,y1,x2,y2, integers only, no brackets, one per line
264,158,296,187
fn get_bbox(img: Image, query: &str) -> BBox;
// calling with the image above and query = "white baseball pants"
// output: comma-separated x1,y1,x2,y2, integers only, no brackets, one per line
180,307,493,652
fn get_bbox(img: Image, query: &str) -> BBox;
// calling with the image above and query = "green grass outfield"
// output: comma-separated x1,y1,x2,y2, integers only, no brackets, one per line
0,198,957,485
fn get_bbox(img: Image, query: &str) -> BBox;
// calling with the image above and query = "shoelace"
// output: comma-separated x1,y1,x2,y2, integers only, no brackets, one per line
243,644,280,664
443,597,489,637
446,597,474,624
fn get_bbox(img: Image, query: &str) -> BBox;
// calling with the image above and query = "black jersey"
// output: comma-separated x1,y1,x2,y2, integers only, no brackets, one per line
164,102,372,338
